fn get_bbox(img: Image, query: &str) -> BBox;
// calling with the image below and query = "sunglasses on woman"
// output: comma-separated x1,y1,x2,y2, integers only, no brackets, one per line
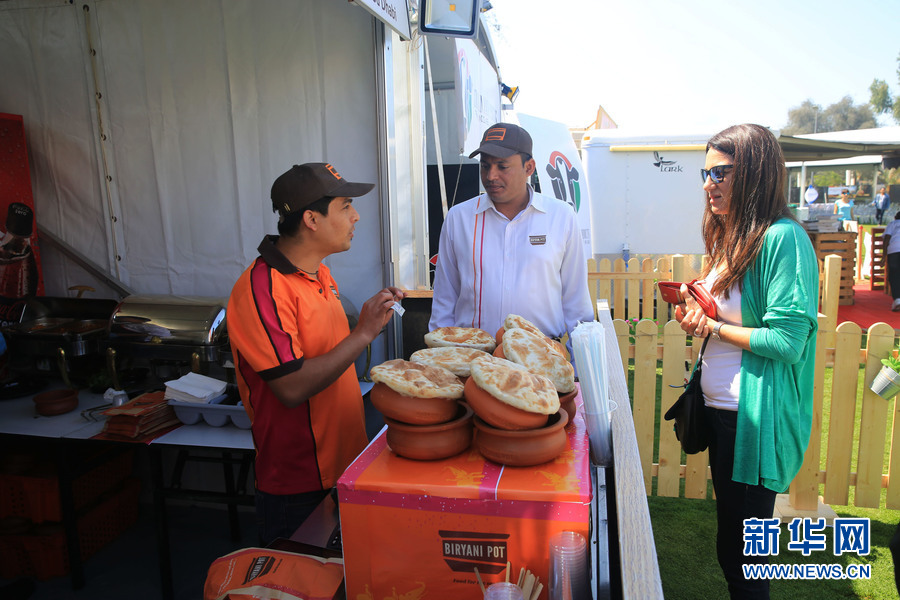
700,165,733,184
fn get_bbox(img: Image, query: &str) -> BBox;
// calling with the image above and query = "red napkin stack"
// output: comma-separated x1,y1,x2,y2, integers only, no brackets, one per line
99,391,181,441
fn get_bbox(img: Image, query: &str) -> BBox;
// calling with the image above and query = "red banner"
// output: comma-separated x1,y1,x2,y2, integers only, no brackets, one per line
0,113,45,325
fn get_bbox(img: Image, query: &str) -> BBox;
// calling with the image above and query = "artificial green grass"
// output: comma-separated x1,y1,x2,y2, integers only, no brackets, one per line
649,495,899,600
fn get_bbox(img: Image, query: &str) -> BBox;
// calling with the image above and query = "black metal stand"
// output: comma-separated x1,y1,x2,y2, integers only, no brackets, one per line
151,445,255,600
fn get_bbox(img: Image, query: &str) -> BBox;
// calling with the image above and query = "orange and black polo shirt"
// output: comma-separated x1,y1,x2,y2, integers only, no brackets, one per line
227,235,367,495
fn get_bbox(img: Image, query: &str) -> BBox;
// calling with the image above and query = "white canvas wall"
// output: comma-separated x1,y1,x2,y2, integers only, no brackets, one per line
0,0,384,309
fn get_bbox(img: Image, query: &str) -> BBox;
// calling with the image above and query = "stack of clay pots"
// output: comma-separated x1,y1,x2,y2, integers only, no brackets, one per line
368,315,575,467
463,354,568,467
369,359,473,461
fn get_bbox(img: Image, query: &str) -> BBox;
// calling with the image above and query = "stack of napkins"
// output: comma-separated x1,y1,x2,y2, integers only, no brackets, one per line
164,372,227,404
101,391,180,439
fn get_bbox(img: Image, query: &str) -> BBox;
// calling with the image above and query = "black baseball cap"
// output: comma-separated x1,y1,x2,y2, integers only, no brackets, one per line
468,123,533,159
271,163,374,216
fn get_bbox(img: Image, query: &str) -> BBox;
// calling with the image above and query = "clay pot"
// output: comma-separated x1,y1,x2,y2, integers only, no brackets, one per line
463,377,548,431
474,411,569,467
370,382,459,426
495,326,505,345
32,388,78,417
492,345,506,359
559,390,577,425
384,403,474,461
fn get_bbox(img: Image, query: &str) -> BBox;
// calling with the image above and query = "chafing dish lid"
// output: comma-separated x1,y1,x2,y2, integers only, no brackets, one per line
108,294,227,345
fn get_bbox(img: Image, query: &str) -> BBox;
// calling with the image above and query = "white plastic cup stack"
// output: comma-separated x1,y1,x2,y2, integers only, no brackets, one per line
571,322,612,466
484,582,525,600
548,531,590,600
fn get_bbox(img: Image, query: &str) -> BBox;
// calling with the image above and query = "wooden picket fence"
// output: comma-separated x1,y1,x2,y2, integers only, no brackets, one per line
591,254,900,511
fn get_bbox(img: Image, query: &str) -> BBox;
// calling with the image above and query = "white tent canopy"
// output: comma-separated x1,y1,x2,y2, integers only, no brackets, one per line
1,0,386,308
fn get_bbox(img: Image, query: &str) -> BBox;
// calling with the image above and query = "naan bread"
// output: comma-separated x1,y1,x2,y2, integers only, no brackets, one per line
370,359,464,399
409,346,490,377
503,314,565,357
503,314,545,338
501,328,575,394
424,326,496,353
469,355,559,415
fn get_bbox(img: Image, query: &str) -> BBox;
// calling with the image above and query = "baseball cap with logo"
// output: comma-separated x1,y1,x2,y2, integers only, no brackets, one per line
468,123,533,159
271,163,375,216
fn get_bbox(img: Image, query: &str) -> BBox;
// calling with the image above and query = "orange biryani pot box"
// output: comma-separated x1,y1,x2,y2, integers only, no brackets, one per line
337,397,592,600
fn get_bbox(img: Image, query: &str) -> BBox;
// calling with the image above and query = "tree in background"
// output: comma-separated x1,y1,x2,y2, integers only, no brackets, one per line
868,52,900,185
782,100,823,135
783,97,876,135
824,96,878,131
812,171,843,188
869,51,900,124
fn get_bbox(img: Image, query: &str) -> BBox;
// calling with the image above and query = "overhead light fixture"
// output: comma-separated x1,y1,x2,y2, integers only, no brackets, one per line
419,0,482,38
501,83,519,103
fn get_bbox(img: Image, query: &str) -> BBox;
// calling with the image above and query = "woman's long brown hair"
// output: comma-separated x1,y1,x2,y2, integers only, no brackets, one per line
700,124,793,297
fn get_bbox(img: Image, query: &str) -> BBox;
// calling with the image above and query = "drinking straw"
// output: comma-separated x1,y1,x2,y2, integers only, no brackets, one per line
572,322,612,465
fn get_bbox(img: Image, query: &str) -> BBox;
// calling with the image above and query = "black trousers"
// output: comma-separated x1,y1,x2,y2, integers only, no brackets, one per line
255,487,330,547
889,521,900,594
706,407,778,600
888,253,900,300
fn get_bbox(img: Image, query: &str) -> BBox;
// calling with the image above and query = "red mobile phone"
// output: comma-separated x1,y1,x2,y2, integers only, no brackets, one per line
657,281,685,305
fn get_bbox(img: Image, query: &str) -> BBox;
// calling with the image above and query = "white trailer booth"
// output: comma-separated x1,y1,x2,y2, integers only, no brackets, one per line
0,0,501,369
580,129,711,260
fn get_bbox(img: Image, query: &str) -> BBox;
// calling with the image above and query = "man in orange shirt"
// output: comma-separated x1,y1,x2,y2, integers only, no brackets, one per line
227,163,403,544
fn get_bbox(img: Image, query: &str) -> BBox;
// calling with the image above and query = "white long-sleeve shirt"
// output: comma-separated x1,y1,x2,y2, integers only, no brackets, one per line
429,187,594,342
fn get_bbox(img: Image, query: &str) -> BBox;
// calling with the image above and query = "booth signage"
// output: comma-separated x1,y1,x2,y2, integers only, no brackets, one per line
354,0,412,40
337,407,591,598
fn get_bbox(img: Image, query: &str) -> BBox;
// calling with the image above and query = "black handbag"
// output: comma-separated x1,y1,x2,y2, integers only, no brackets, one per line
664,337,710,454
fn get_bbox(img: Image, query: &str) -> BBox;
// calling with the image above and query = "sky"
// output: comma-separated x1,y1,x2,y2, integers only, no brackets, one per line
483,0,900,134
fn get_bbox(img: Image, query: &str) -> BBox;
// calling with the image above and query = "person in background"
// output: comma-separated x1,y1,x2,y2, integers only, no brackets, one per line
874,187,892,225
834,189,854,222
429,122,594,352
674,124,818,599
227,163,404,545
882,211,900,312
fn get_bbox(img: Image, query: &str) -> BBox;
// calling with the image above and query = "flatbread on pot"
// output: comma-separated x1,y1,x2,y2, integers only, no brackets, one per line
501,328,575,394
424,326,496,353
503,314,565,357
503,314,545,338
370,359,464,399
469,355,559,415
409,346,490,378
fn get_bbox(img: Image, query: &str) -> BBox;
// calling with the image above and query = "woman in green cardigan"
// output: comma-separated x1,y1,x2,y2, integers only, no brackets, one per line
674,124,818,600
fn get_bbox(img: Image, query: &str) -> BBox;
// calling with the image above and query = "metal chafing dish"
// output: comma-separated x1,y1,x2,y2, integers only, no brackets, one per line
3,297,119,387
105,294,229,387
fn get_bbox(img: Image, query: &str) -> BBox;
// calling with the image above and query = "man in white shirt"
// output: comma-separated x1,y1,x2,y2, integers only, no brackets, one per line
429,123,594,348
